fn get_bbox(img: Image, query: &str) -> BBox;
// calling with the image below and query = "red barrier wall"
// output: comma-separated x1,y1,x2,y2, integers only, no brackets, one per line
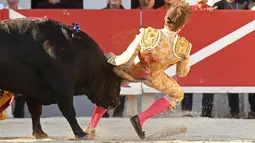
143,10,255,86
5,9,255,86
13,9,141,55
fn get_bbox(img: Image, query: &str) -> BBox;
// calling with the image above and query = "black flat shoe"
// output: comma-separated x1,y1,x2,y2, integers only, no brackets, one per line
130,115,145,139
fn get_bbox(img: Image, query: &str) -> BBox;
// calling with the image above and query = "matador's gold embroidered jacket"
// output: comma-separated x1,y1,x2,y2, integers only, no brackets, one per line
108,27,192,109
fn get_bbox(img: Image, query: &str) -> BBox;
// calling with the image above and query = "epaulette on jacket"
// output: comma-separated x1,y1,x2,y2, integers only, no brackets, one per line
173,36,191,59
140,27,161,50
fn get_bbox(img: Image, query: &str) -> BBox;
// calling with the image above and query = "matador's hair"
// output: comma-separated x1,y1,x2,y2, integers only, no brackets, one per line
164,0,192,31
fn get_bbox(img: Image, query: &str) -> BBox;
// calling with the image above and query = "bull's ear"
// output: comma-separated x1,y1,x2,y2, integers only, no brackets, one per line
112,66,137,82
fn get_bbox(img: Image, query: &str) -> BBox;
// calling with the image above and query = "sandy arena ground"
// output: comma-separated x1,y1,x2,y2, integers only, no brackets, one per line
0,117,255,143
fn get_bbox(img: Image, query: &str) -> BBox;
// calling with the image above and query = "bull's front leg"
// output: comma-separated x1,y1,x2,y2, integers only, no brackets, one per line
39,63,88,139
57,96,89,139
25,96,48,139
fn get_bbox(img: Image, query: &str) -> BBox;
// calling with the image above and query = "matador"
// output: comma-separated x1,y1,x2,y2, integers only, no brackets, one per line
87,0,193,140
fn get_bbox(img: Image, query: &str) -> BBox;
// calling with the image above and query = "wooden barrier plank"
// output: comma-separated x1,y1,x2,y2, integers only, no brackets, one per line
125,95,138,117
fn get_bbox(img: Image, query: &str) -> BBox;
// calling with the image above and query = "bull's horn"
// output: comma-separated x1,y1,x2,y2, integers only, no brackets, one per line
112,67,138,82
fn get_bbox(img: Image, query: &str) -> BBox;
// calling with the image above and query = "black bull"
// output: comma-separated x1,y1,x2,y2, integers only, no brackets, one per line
0,18,125,139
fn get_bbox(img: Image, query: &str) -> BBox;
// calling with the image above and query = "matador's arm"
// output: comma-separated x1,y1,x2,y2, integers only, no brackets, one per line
176,56,191,77
107,28,144,66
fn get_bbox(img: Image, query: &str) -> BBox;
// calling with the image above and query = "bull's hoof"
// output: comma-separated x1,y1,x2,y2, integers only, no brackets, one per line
32,131,48,139
75,135,92,140
75,131,91,140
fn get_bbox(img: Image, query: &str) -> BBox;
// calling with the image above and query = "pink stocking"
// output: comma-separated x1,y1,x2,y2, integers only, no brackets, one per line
87,105,107,129
138,97,170,127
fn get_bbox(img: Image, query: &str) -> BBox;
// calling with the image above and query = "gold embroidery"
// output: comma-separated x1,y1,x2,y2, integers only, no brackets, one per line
141,27,160,49
0,91,14,112
175,36,191,59
176,56,191,77
147,71,184,110
108,27,191,110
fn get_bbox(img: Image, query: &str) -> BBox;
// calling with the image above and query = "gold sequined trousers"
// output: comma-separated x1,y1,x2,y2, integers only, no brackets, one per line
146,71,184,110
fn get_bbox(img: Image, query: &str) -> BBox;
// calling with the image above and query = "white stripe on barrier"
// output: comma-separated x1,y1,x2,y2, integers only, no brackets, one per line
143,19,255,93
165,20,255,77
9,9,26,18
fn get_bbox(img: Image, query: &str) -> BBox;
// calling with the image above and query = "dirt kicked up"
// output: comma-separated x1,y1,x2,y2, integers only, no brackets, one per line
0,117,255,143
